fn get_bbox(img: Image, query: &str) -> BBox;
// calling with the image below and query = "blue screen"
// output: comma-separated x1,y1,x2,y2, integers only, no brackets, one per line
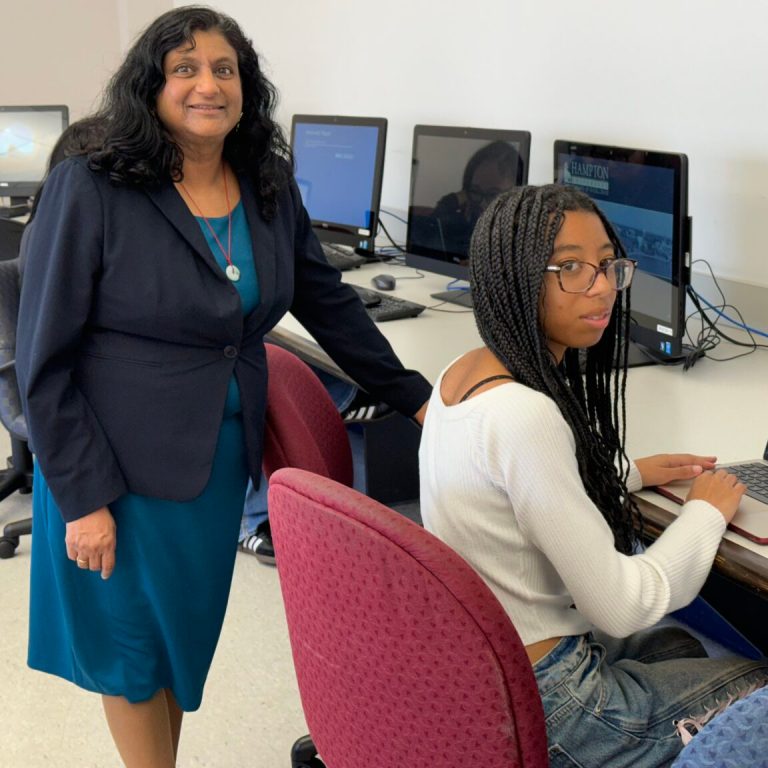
293,122,380,233
558,153,676,325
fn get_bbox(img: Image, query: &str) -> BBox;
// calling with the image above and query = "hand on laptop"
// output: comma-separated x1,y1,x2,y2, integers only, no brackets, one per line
635,453,717,487
686,469,748,523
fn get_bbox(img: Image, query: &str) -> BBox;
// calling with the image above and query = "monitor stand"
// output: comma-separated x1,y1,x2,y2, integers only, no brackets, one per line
579,340,698,371
0,196,31,219
623,340,699,368
354,247,383,264
430,289,473,308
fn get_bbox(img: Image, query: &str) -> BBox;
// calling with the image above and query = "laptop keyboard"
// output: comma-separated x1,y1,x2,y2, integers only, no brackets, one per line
350,285,426,322
727,462,768,505
321,242,368,271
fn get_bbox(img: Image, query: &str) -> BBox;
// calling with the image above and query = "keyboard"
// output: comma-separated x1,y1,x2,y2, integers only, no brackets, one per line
321,242,368,271
727,462,768,505
350,284,426,322
0,204,31,219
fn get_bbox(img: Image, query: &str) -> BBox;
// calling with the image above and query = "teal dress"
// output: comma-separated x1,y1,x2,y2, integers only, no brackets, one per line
28,202,258,711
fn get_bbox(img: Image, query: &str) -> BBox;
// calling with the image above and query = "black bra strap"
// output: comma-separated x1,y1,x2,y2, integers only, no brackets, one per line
459,374,515,402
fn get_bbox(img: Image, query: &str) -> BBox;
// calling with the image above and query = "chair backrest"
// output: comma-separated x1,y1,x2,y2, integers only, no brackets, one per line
0,218,25,262
269,467,549,768
0,258,27,440
262,344,353,486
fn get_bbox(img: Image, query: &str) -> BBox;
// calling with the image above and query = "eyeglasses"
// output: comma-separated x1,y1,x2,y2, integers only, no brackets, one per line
543,257,637,294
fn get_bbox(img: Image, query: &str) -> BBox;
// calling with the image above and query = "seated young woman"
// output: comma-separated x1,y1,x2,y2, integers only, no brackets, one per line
418,184,768,768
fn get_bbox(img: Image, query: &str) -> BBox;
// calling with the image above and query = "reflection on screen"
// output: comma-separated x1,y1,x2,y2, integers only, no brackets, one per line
0,111,65,183
558,154,675,325
409,136,522,264
293,122,379,233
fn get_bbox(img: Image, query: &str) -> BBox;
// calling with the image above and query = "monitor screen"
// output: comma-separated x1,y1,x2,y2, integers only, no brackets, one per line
554,140,691,363
405,125,531,285
0,105,69,202
291,114,387,253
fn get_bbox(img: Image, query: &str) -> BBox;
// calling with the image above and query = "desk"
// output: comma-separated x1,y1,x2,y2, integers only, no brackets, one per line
268,261,481,384
268,261,768,598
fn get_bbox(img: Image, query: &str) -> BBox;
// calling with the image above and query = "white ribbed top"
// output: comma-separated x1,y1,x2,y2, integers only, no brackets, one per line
419,367,727,644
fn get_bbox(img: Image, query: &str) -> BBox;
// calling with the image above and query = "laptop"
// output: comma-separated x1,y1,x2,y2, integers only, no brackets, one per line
654,441,768,544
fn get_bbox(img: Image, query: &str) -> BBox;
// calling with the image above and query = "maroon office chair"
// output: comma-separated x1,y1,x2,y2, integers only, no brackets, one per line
262,343,353,487
269,467,549,768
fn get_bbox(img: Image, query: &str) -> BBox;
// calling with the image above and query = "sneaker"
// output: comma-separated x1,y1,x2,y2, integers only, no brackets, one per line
341,394,394,424
239,521,276,566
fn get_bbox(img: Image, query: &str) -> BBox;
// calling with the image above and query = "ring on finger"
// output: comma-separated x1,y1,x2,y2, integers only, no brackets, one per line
76,558,88,567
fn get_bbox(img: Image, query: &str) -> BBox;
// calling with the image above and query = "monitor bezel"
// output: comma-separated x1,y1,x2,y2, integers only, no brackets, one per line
0,104,69,200
290,114,387,253
553,139,691,359
405,124,531,280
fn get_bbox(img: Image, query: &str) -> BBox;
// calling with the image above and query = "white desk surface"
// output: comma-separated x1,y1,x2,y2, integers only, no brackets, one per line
273,260,481,384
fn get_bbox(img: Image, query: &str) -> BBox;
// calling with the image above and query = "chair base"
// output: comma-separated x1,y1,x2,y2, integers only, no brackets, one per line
0,441,34,559
291,735,325,768
0,515,32,559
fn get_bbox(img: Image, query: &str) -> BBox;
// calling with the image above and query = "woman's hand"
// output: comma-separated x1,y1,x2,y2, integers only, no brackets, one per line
635,453,717,487
412,400,429,427
65,506,116,580
686,469,747,523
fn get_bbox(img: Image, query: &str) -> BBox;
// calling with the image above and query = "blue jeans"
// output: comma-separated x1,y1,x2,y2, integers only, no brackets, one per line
239,368,357,540
536,625,768,767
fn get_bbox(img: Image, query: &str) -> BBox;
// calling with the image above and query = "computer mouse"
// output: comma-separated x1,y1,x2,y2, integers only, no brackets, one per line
372,274,396,291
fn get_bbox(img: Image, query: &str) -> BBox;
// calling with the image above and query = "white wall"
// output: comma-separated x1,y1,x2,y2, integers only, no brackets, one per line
2,0,171,120
205,0,768,294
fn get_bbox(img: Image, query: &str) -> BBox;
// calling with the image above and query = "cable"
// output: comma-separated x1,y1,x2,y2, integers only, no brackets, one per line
379,208,409,225
681,259,768,366
424,303,474,314
444,277,470,291
377,217,406,253
692,290,768,340
689,259,768,343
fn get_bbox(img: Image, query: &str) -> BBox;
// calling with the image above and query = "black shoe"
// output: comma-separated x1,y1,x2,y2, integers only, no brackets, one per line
239,521,276,566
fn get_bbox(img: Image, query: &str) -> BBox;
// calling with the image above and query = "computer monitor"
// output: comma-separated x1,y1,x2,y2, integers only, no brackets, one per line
0,105,69,214
554,140,692,366
405,125,531,306
290,114,387,255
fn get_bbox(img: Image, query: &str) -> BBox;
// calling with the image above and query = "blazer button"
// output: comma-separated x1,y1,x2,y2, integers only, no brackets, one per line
223,345,238,359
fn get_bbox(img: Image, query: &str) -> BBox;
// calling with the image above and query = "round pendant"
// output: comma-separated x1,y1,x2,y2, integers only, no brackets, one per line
225,264,241,282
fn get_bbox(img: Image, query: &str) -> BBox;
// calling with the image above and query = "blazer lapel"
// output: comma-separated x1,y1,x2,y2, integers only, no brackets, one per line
144,182,224,278
239,175,277,326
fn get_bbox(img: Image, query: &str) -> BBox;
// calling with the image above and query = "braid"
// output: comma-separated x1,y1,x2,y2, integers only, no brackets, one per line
470,185,641,554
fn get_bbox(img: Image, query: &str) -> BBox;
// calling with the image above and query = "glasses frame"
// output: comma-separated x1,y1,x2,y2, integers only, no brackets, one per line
543,257,637,294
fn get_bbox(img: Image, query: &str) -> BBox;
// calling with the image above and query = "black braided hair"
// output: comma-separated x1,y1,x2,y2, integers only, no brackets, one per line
469,184,640,553
87,6,292,220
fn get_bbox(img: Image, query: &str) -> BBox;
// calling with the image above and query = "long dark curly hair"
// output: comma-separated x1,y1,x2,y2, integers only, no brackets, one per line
88,5,292,219
469,184,640,553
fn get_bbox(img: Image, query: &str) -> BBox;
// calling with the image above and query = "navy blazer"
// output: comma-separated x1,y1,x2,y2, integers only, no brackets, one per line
17,158,431,522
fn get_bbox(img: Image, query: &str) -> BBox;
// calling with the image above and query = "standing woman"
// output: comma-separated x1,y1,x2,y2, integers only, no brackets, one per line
419,185,767,767
17,7,429,767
